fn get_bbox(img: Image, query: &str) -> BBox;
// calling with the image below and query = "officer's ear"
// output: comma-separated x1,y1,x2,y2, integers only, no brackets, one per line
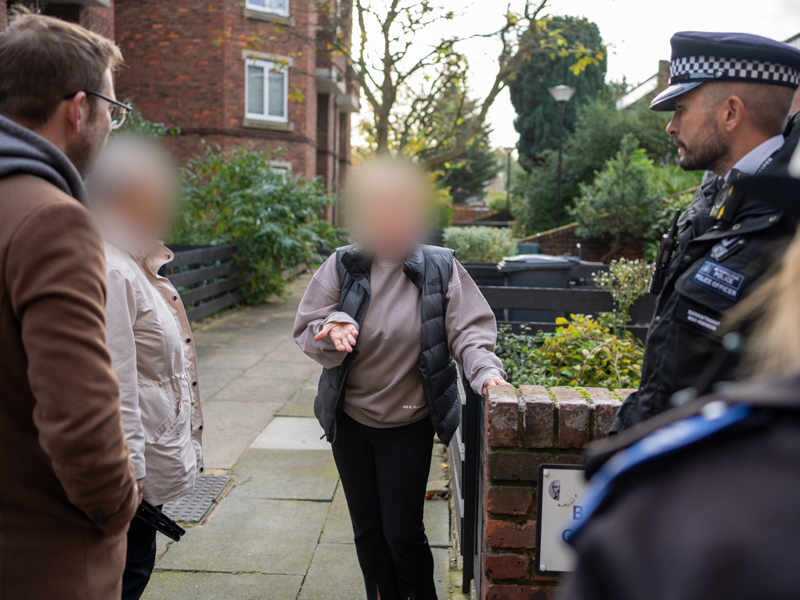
721,95,747,133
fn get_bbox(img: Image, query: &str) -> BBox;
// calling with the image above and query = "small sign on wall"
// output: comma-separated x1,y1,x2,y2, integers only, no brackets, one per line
535,464,588,576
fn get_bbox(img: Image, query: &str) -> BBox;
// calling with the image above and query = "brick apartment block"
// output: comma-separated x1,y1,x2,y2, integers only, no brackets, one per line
2,0,357,221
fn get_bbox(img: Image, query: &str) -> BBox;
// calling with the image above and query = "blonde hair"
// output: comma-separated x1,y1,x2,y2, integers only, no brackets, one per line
732,227,800,376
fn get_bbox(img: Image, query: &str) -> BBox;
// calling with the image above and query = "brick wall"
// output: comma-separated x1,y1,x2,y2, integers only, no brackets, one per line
0,0,352,197
114,0,351,191
78,2,115,40
481,385,634,598
520,223,644,263
2,1,113,36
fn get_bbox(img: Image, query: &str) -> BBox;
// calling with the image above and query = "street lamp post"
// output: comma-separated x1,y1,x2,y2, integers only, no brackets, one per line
548,85,576,227
504,147,514,221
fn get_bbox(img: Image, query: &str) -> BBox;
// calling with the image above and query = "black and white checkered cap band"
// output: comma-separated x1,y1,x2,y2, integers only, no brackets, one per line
671,56,800,86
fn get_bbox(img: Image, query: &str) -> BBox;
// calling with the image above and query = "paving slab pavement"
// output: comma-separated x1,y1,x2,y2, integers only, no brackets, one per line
145,273,464,600
146,572,303,600
157,497,328,575
277,389,317,418
229,449,339,501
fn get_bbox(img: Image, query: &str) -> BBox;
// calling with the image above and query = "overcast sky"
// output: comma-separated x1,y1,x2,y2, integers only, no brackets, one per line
354,0,800,150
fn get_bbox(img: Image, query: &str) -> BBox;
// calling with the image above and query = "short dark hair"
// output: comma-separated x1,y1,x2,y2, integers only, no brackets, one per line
703,82,795,137
0,10,123,126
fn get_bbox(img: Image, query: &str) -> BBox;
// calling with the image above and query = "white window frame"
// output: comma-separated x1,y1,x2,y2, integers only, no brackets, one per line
245,0,290,17
245,59,289,124
269,160,292,181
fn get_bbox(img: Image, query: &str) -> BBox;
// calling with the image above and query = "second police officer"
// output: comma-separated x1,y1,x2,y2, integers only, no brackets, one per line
612,31,800,432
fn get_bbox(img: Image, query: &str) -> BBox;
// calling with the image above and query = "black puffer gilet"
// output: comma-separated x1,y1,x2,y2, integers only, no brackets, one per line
313,244,460,446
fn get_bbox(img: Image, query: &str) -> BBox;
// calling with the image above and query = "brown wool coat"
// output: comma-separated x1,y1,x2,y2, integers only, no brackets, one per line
0,174,137,599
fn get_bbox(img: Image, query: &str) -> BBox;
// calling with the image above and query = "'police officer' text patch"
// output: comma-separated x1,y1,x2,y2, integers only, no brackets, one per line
692,260,747,301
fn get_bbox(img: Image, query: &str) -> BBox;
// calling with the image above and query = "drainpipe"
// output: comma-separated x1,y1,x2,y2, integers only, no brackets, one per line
332,95,340,226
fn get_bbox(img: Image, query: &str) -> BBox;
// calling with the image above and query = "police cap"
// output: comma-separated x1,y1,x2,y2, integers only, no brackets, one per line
651,31,800,111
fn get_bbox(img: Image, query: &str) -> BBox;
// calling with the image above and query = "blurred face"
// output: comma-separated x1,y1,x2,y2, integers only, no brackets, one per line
66,69,115,175
114,172,178,240
666,86,732,175
348,160,431,258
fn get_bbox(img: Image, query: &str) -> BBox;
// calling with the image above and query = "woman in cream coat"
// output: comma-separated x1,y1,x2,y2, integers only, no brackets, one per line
89,136,203,600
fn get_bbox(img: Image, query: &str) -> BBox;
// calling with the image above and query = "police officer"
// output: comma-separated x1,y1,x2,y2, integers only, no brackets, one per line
612,31,800,432
560,165,800,600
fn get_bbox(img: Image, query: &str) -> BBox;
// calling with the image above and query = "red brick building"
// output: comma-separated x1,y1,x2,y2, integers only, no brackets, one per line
2,0,357,218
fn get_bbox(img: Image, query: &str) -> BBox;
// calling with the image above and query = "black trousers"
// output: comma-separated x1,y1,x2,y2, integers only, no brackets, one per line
331,412,437,600
121,507,159,600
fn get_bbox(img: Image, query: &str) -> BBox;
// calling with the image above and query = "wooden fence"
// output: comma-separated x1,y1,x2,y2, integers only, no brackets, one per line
162,244,244,322
480,286,657,341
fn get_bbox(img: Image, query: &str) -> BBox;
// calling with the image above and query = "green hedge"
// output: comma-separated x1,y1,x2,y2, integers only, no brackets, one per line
172,144,338,303
496,317,644,389
443,226,517,263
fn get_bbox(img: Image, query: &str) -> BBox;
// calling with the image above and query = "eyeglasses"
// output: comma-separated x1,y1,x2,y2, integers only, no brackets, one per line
63,90,133,130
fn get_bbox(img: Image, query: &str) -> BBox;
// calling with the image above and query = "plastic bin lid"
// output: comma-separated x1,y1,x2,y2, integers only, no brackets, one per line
499,254,575,270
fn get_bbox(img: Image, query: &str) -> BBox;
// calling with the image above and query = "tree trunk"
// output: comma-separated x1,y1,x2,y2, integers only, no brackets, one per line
601,232,622,264
374,123,390,155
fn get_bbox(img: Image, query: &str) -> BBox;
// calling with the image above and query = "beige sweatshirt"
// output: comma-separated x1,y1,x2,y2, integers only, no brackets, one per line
294,253,505,428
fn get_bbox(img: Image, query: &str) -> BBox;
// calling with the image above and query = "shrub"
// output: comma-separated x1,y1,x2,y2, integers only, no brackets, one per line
443,226,517,263
649,164,702,196
112,105,179,139
432,186,455,229
172,143,338,303
496,316,644,389
571,134,663,261
511,93,677,236
487,190,509,214
644,192,695,262
593,258,653,334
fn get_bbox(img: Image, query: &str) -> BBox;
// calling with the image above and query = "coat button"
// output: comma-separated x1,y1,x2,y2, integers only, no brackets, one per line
192,381,197,386
172,295,177,301
732,223,741,230
199,467,205,473
185,338,191,344
199,425,203,431
682,254,692,263
165,254,170,259
654,316,661,324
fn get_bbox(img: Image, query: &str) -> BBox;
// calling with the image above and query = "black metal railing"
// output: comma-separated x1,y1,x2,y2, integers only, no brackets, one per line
449,366,485,595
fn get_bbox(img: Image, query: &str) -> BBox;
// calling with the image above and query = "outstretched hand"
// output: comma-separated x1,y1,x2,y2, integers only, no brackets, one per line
482,376,506,397
315,321,359,353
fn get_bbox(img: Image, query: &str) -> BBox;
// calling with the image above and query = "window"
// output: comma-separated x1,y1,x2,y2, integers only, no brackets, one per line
269,160,292,180
245,59,288,123
245,0,289,16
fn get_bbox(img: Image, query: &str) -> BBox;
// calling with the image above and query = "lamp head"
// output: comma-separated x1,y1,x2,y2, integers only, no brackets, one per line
548,85,577,103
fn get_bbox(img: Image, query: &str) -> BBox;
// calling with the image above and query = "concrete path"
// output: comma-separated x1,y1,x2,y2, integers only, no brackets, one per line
143,273,462,600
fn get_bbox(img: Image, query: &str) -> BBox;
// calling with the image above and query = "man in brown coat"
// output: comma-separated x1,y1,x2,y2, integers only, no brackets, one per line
0,12,137,599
